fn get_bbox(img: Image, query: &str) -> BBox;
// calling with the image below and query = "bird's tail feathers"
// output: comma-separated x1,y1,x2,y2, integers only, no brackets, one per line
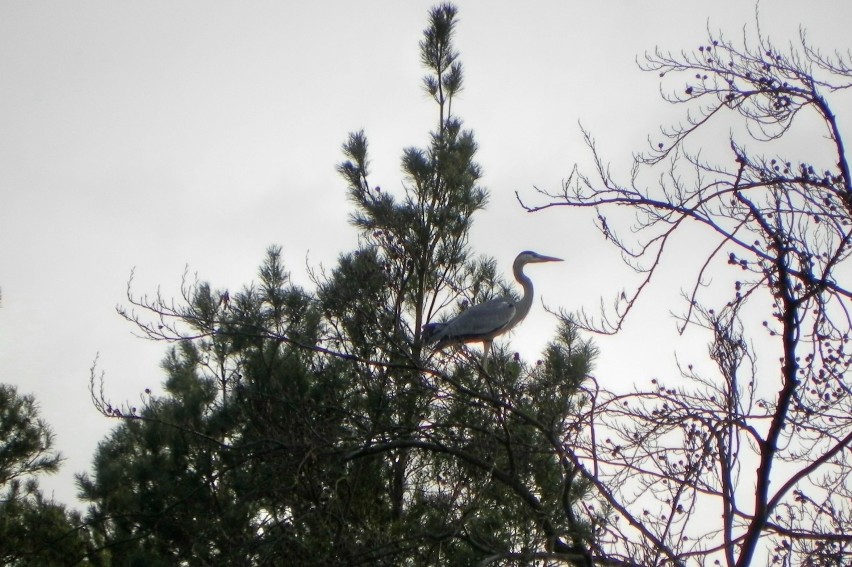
421,322,446,344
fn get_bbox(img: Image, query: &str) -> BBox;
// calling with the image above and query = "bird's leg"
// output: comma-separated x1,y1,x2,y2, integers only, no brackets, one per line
481,340,492,371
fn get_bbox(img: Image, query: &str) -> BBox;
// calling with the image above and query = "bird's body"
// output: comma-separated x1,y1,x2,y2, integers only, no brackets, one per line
423,251,562,366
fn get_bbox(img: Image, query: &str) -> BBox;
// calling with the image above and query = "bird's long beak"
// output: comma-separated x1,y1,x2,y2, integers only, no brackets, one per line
536,254,563,263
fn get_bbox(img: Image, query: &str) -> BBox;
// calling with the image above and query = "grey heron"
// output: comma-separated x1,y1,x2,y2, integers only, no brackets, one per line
422,251,563,367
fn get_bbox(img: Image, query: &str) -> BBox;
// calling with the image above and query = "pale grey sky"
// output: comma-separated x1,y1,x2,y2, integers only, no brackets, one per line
1,1,849,508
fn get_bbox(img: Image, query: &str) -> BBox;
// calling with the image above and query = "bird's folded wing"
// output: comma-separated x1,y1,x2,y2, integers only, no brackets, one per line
437,298,516,343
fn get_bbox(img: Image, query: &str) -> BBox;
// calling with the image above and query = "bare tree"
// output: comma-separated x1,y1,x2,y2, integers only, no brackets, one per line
520,17,852,567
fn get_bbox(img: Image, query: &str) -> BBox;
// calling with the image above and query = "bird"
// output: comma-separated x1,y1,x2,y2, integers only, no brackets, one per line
422,251,563,368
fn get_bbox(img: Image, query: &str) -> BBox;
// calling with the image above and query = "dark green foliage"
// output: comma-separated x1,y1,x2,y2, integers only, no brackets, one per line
0,490,106,567
81,248,337,565
79,4,595,565
0,384,103,566
0,383,61,487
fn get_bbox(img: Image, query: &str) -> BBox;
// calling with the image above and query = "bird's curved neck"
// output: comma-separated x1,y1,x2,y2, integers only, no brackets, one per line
511,260,535,326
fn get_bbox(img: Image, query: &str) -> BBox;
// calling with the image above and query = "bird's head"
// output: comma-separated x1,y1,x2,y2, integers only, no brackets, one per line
516,251,563,266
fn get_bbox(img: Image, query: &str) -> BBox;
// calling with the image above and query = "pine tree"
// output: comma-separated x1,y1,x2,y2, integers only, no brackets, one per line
80,247,331,564
80,4,596,564
324,4,598,563
0,384,104,566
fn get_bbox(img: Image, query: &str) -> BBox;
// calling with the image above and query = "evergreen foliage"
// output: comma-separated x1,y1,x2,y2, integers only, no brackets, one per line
78,4,595,564
0,384,103,566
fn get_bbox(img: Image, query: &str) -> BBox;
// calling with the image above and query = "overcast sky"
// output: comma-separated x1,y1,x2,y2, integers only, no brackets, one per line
2,1,850,508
